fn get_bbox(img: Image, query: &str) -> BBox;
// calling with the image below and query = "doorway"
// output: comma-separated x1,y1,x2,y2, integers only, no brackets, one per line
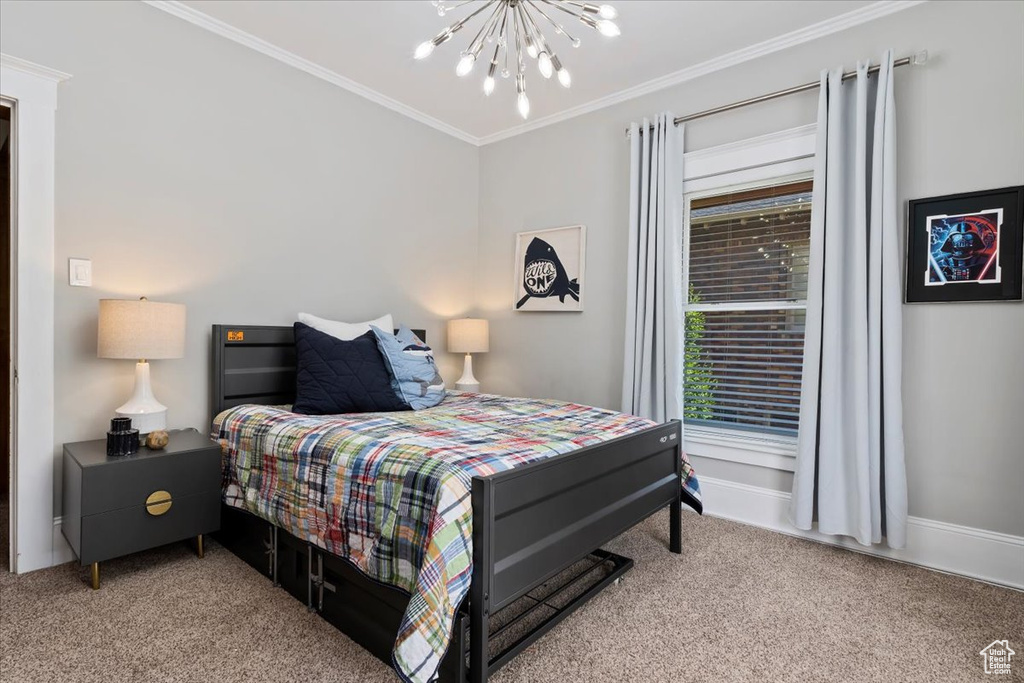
1,101,11,572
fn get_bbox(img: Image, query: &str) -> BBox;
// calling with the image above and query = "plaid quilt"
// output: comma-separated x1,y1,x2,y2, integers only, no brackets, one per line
213,392,701,683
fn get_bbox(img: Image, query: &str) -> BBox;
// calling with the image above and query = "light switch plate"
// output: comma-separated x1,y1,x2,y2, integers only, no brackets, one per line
69,258,92,287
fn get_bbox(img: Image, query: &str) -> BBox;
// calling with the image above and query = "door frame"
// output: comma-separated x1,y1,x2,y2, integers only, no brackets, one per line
0,54,69,573
1,98,12,565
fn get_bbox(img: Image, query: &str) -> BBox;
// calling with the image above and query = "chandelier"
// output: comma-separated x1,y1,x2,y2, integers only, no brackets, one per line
414,1,620,119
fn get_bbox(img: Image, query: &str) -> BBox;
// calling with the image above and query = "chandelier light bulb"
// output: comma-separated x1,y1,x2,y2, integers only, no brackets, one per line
596,19,620,37
526,41,539,59
538,52,553,78
414,41,435,60
558,67,571,88
456,53,476,77
484,75,495,95
517,92,530,119
599,4,618,19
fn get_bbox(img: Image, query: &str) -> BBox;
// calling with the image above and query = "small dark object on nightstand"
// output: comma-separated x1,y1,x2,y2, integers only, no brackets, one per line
106,417,139,457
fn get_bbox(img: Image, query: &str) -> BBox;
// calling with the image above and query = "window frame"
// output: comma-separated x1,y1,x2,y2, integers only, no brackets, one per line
680,124,816,472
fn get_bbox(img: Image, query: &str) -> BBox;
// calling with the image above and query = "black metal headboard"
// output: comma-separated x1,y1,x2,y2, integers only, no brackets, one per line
211,324,426,419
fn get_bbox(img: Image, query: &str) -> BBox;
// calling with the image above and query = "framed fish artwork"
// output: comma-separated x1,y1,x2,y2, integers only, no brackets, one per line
513,225,586,312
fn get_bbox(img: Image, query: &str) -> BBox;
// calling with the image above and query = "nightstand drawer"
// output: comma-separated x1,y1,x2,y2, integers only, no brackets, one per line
81,448,220,516
80,490,220,565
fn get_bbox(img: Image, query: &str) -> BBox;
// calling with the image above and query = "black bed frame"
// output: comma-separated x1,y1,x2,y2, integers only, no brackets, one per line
211,324,682,682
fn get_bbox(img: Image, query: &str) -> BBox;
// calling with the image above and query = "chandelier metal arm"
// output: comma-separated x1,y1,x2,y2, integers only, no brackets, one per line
466,1,505,56
512,5,525,72
539,0,588,22
519,3,557,79
440,0,497,41
483,3,505,43
541,0,619,36
502,9,510,75
483,7,508,93
522,5,546,53
526,1,581,47
515,3,532,57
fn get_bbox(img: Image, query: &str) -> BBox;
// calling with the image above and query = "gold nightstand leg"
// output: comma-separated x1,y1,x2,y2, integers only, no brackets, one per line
91,563,100,590
196,534,204,559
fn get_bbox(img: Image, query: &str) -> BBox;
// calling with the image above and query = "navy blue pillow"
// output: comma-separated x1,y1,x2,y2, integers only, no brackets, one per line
292,323,410,415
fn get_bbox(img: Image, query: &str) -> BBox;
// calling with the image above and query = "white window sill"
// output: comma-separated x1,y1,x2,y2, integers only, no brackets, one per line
684,426,797,472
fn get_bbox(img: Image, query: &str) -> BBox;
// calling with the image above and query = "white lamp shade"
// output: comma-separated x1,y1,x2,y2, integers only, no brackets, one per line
98,298,186,360
448,318,489,354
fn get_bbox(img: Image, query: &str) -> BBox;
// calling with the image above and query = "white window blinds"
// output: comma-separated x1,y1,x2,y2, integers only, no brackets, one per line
683,180,812,437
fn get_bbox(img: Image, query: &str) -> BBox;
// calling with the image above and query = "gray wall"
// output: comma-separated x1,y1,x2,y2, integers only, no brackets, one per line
0,1,480,516
476,1,1024,536
3,1,1021,537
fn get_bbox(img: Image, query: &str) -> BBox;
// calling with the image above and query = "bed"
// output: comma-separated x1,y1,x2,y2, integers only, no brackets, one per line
210,324,700,683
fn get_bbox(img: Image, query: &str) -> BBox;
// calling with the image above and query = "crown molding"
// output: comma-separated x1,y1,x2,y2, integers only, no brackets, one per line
142,0,480,146
0,53,72,82
143,0,925,148
476,0,926,145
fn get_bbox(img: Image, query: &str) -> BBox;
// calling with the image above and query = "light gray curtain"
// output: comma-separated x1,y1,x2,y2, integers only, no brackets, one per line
622,113,684,422
790,50,908,548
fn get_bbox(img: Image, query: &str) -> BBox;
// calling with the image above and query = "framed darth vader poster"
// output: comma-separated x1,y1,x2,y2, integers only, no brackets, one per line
513,225,586,311
905,186,1023,303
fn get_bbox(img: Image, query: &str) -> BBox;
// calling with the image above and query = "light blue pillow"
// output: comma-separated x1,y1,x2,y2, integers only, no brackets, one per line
370,325,446,410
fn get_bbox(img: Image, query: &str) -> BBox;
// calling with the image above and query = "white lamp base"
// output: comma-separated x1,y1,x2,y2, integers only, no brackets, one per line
115,361,168,434
455,353,480,392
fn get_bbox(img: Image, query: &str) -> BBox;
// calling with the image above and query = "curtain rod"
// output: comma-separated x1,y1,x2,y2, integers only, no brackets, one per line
626,50,928,137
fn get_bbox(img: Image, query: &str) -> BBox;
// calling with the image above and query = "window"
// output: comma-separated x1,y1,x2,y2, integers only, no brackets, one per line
683,178,812,439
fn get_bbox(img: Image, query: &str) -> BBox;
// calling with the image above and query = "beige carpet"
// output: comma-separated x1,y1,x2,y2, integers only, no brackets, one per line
1,509,1021,683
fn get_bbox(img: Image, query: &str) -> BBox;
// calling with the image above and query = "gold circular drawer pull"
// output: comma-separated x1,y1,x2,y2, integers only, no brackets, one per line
146,490,173,516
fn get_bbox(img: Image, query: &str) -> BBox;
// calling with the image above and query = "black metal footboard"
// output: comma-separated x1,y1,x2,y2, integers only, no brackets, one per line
470,419,682,682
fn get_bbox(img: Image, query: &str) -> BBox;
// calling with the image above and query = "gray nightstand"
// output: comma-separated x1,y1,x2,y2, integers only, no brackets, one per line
61,428,221,589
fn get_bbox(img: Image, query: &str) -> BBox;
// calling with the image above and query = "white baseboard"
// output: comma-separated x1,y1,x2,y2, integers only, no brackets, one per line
52,516,75,566
698,476,1024,590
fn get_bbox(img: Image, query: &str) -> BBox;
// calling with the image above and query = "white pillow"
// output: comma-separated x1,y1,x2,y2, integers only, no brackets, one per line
297,312,394,341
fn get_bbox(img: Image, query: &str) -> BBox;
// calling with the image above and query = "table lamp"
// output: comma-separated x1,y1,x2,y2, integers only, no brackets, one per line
98,297,186,434
447,318,489,392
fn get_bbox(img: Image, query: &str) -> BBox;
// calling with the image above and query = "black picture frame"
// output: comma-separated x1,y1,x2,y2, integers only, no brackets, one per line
905,186,1024,303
